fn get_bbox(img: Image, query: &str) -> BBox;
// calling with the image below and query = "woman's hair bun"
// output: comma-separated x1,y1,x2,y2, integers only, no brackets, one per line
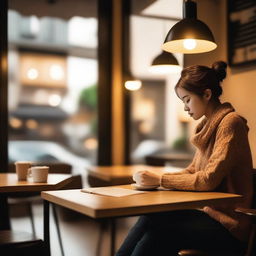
211,61,227,82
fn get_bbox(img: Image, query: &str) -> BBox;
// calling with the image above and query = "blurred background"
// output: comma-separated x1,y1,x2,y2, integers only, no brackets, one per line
8,1,98,172
8,0,195,173
7,0,256,176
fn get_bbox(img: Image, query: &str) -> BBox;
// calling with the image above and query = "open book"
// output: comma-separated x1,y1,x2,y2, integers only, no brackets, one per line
81,187,146,197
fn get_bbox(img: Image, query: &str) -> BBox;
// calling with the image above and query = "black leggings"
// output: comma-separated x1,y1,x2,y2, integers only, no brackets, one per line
116,210,246,256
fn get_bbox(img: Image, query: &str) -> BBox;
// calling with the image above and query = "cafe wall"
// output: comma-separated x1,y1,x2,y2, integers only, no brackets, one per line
185,0,256,166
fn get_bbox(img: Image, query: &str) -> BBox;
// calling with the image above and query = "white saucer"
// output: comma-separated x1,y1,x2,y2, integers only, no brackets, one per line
131,183,159,191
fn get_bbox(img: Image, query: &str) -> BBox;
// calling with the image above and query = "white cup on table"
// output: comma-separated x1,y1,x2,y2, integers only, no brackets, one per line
28,166,49,183
133,171,143,185
15,161,32,181
132,171,159,190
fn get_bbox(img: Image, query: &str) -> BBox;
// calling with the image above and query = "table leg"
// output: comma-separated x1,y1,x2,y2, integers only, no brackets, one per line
96,219,107,256
0,195,10,230
44,200,51,256
110,218,116,256
52,204,65,256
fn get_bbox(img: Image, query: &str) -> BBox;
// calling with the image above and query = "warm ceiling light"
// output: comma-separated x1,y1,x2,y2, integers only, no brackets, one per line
9,117,22,129
27,68,39,80
125,80,142,91
124,71,142,91
26,119,38,129
162,0,217,54
49,64,64,80
183,39,196,50
48,94,61,106
84,138,98,150
149,51,182,74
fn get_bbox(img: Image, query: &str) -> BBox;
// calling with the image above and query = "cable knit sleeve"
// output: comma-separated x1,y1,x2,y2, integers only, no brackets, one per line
161,115,245,191
169,152,197,176
182,151,198,174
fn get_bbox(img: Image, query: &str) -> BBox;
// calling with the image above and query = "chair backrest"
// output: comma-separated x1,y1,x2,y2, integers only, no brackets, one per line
251,169,256,209
244,169,256,256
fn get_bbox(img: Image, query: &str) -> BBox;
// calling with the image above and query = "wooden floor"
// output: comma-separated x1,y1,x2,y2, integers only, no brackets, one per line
11,202,138,256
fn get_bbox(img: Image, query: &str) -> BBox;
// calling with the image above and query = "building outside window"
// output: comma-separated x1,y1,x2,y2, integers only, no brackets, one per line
8,1,98,173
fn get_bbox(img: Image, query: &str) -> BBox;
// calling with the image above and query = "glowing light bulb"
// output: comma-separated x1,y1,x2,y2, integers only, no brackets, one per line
49,65,64,80
125,80,142,91
183,39,197,50
48,94,61,106
26,119,38,129
9,117,22,129
84,138,98,150
27,68,38,80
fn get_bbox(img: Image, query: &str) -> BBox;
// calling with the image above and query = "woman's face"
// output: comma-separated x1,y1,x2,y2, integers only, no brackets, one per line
176,87,210,120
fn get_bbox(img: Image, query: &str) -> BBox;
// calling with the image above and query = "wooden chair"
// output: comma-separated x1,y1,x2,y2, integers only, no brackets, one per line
178,170,256,256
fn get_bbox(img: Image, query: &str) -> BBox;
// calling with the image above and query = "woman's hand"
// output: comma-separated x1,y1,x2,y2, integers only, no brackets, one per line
133,170,162,186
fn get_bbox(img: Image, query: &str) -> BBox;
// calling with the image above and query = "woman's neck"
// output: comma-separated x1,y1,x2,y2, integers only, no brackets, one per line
205,100,221,119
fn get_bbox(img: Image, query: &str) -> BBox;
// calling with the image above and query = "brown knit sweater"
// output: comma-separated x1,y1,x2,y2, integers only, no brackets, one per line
160,103,253,241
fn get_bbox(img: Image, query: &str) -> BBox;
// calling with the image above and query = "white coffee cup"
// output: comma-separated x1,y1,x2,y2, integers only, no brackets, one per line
28,166,49,183
132,171,159,190
132,171,144,185
15,161,32,181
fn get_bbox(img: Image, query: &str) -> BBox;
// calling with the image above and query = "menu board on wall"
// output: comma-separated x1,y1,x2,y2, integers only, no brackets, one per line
228,0,256,66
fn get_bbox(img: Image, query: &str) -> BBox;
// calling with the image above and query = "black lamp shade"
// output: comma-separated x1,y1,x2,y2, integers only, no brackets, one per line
152,51,179,66
149,51,181,74
162,18,217,53
162,0,217,54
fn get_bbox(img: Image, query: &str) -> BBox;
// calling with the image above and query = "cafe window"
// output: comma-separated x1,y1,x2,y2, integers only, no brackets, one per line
129,0,191,164
8,1,98,172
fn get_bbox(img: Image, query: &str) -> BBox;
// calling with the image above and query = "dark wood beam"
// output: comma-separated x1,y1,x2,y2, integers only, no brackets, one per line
97,0,113,165
0,0,8,173
122,0,131,165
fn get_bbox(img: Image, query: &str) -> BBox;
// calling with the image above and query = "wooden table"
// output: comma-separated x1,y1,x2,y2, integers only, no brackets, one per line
0,173,72,230
87,165,165,187
42,185,242,255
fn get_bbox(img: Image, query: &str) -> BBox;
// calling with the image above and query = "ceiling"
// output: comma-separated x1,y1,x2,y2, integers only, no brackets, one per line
142,0,182,19
9,0,97,19
9,0,182,20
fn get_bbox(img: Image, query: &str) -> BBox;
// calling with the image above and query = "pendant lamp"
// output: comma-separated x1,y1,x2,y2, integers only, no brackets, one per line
124,71,142,91
149,51,182,74
162,0,217,54
125,80,142,91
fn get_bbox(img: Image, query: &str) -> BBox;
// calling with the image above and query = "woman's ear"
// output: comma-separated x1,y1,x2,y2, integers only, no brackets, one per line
203,89,212,101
